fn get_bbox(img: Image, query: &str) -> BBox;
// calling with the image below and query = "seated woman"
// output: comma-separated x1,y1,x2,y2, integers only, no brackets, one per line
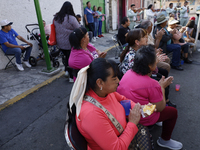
68,27,106,79
69,58,142,149
119,29,174,107
183,20,195,43
117,45,183,150
119,28,148,75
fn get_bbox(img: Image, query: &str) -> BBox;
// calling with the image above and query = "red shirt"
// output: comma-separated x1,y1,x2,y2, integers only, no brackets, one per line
76,89,138,150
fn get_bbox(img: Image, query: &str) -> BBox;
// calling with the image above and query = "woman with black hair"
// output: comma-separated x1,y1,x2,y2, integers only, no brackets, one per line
68,27,106,81
183,20,195,43
117,45,183,150
68,58,143,149
54,1,80,82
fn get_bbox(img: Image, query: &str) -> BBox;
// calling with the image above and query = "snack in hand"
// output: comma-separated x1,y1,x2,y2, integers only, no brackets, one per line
143,104,156,116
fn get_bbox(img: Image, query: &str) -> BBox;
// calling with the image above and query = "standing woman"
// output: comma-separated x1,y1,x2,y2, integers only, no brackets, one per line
97,7,105,37
54,1,80,82
93,6,99,39
146,4,157,36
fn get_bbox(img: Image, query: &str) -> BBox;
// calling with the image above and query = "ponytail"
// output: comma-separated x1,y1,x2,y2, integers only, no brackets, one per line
120,45,130,62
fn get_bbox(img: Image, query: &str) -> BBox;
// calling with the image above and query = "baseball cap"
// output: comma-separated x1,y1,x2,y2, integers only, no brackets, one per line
0,19,13,27
189,17,195,21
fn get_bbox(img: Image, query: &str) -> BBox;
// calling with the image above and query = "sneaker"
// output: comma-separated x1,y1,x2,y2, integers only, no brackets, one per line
101,34,104,37
65,71,69,78
98,35,101,38
15,62,24,71
157,137,183,150
23,61,31,68
95,36,99,39
166,101,176,108
156,122,163,127
69,78,74,83
92,37,96,42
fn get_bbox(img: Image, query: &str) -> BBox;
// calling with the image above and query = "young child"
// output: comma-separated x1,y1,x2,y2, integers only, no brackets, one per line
97,7,105,38
93,6,99,39
183,19,195,43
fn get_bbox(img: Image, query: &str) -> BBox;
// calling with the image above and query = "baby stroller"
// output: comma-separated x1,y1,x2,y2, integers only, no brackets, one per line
25,24,60,68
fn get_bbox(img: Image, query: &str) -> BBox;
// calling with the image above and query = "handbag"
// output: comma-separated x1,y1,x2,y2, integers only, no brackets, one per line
128,124,154,150
84,95,153,150
48,20,57,46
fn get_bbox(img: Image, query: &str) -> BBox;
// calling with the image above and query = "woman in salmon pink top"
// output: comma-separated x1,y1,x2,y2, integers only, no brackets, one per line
68,27,106,80
68,58,142,150
117,45,183,150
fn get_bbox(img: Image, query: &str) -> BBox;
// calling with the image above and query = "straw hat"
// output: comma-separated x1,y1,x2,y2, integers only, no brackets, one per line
168,18,179,25
155,13,168,25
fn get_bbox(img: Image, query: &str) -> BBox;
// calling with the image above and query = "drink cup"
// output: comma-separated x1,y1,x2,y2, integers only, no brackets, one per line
175,84,180,91
120,100,131,116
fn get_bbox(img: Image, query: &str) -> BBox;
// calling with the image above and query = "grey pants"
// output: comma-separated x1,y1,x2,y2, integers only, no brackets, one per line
180,17,188,26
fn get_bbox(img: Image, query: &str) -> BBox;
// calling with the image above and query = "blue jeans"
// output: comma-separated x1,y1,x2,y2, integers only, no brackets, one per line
98,21,102,35
166,44,181,67
5,44,32,64
94,21,99,37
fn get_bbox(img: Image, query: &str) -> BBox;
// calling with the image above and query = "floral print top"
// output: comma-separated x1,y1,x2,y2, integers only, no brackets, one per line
119,47,136,75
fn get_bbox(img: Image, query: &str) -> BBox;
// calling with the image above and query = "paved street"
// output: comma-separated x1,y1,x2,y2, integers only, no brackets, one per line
1,48,200,150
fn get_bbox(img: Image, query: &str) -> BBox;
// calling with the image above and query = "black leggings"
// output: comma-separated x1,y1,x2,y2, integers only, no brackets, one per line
60,49,73,78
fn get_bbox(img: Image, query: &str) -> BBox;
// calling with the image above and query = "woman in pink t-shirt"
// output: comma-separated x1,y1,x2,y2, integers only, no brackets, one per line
68,27,106,80
68,58,142,150
117,45,183,150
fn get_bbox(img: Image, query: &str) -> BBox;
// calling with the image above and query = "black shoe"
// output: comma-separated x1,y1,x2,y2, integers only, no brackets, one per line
184,58,192,64
166,101,176,108
171,65,184,71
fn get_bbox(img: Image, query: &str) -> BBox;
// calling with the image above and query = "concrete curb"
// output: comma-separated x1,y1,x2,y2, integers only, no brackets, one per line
0,71,65,111
0,44,117,111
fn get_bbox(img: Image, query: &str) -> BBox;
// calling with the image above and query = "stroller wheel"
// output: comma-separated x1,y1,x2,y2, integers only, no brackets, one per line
29,56,37,66
53,61,60,68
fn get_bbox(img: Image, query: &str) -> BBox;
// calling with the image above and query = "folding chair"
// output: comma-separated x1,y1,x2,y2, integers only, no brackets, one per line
112,34,124,59
0,44,25,70
0,44,18,70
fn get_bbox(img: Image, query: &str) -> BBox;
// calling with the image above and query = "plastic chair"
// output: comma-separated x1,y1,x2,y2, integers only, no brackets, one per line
64,115,87,150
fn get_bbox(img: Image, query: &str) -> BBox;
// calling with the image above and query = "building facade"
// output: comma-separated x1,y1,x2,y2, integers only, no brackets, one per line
0,0,82,70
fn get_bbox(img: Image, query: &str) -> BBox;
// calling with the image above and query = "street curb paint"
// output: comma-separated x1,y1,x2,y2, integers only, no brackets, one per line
0,45,116,111
0,71,65,111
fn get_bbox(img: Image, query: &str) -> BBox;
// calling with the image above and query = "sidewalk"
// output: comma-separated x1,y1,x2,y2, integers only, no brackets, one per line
0,31,118,110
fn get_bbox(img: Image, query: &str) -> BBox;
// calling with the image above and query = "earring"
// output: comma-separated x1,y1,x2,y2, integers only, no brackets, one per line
100,86,102,90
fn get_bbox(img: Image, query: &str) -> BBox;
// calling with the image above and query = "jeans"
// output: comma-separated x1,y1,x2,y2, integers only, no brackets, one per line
166,44,181,67
87,23,94,36
94,21,99,37
98,21,102,35
5,44,32,64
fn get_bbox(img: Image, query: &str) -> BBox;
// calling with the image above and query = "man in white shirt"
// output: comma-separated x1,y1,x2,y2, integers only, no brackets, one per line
127,4,143,29
166,3,177,18
180,1,190,26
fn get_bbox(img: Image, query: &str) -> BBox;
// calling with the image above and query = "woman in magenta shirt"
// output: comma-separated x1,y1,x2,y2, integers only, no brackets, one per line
68,27,106,79
117,45,183,150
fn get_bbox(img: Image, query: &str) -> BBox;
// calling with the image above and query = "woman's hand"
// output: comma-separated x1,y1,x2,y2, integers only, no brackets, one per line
159,76,174,88
128,103,141,125
156,53,168,63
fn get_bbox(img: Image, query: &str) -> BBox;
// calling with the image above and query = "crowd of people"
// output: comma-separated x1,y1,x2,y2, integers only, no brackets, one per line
67,1,200,150
1,0,200,149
